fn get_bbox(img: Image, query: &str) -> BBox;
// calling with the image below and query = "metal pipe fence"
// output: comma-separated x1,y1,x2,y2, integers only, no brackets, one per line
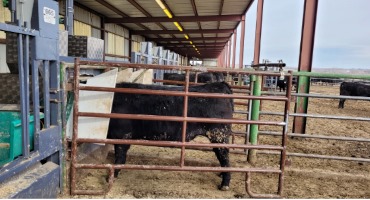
232,78,370,166
69,59,293,198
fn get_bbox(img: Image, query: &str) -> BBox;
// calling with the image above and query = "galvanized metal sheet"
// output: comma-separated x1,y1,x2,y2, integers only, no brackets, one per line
105,0,146,17
195,0,222,16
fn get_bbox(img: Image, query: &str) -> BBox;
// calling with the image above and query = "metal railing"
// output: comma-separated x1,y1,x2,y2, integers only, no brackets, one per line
69,59,293,198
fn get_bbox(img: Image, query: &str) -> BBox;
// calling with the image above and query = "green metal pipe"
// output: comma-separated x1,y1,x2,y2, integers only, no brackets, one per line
292,75,310,133
292,71,370,80
247,74,262,164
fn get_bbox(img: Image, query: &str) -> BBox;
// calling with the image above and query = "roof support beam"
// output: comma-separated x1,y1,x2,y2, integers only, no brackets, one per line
162,44,227,48
190,0,204,41
150,37,229,42
216,0,225,38
231,30,237,69
131,29,234,35
105,15,242,23
157,42,227,46
169,46,224,49
126,0,173,38
94,0,151,31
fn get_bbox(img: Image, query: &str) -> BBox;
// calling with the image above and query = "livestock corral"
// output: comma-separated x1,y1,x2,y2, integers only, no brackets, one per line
61,75,370,198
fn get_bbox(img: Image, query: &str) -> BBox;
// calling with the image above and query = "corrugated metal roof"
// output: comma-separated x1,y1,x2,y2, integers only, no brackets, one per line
74,0,254,58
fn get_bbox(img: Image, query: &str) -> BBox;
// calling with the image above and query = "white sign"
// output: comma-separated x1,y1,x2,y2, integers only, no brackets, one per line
43,7,56,25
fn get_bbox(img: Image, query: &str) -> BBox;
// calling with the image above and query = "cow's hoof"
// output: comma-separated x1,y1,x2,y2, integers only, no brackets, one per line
219,185,230,191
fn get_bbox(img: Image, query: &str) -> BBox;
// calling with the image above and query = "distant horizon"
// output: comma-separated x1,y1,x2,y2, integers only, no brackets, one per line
227,0,370,70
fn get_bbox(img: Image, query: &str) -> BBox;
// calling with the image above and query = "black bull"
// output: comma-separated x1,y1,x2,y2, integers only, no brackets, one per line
107,82,234,190
338,81,370,108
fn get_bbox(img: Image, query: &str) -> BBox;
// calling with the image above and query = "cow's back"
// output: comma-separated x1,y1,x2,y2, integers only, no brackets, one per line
108,82,233,141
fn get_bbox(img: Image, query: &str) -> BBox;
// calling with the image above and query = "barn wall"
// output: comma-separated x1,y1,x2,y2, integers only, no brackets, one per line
0,4,10,73
131,35,145,52
57,2,131,60
104,24,130,59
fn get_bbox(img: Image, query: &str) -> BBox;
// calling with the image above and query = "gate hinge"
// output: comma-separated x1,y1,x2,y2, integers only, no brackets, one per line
50,88,64,103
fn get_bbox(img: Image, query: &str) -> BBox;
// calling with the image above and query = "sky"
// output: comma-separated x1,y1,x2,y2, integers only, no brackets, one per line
230,0,370,69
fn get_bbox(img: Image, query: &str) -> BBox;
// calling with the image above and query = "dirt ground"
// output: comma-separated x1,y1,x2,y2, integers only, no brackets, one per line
60,85,370,199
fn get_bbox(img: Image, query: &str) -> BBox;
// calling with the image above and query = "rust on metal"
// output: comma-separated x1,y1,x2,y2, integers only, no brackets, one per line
232,30,237,69
77,138,285,151
70,57,81,195
253,0,264,65
75,163,282,174
180,70,190,167
78,112,287,126
277,70,293,195
79,86,288,101
293,0,318,134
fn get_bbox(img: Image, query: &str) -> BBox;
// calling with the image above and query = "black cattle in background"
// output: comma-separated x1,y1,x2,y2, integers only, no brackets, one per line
277,78,287,92
338,81,370,108
163,72,225,85
276,76,297,92
108,82,234,190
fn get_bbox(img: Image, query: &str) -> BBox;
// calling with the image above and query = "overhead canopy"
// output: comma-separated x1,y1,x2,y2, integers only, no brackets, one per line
74,0,254,58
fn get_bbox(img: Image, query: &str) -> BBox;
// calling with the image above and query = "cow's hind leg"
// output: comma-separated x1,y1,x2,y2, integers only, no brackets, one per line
114,144,131,177
213,147,231,191
208,127,231,190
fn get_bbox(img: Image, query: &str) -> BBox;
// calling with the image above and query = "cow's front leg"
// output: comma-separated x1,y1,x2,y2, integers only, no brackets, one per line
114,144,131,177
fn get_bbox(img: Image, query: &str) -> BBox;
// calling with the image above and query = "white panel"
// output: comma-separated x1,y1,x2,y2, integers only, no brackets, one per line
0,44,10,73
67,68,118,140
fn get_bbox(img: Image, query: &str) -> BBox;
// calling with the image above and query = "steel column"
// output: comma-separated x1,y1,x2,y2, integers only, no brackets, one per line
254,0,265,109
293,0,318,134
232,30,237,69
65,0,74,35
105,15,242,23
227,40,232,68
247,74,262,163
253,0,264,65
220,49,224,67
224,43,228,68
238,15,246,85
239,15,246,69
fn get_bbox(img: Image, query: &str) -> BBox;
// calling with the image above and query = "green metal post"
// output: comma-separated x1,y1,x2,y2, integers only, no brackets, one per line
293,75,310,133
293,71,370,80
248,74,262,164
